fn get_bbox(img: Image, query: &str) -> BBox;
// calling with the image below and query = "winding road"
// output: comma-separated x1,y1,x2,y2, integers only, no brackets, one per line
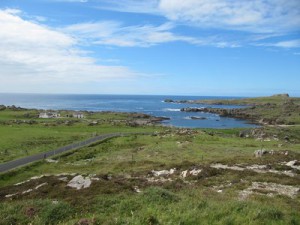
0,132,146,173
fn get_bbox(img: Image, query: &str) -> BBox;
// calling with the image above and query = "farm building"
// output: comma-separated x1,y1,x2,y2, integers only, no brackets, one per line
73,112,85,118
39,112,60,118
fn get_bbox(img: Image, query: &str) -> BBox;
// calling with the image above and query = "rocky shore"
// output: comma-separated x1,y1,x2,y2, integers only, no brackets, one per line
127,114,170,126
176,94,300,126
0,105,170,127
181,107,258,124
164,94,292,105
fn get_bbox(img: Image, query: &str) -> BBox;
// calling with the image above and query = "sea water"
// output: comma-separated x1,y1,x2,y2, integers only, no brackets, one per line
0,93,256,128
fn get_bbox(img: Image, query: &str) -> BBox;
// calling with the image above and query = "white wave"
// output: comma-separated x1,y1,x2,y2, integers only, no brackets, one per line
163,108,181,112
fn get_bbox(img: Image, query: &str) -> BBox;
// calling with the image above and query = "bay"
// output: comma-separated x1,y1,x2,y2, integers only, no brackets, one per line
0,93,256,128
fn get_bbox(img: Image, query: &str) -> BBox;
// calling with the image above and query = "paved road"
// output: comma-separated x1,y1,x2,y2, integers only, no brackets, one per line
0,132,139,173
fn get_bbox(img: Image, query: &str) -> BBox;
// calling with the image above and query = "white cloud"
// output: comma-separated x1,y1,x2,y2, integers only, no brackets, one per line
79,0,300,49
65,21,238,48
158,0,300,34
89,0,300,34
93,0,160,14
268,39,300,48
0,9,141,92
254,39,300,48
65,21,190,47
2,8,22,15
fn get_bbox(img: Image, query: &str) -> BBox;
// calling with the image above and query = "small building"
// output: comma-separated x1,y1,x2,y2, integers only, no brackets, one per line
39,112,60,118
73,112,84,119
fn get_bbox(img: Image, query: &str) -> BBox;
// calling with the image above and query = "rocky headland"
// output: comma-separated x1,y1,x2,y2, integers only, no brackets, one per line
170,94,300,126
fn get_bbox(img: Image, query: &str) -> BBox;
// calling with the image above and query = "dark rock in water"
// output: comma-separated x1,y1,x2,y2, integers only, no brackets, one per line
181,107,205,112
150,116,170,122
190,116,207,120
165,99,190,103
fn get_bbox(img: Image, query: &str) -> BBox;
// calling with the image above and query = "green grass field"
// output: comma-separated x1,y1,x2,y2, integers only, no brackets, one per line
0,108,164,163
0,106,299,224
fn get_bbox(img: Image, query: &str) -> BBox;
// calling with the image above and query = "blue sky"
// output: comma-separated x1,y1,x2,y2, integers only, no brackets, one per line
0,0,299,96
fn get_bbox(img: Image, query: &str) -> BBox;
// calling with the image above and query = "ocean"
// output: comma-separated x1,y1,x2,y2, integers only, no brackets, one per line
0,93,256,128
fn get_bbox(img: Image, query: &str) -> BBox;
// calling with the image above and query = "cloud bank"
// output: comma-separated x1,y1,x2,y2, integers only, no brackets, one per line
158,0,300,33
0,9,140,92
95,0,300,33
92,0,300,48
65,21,238,48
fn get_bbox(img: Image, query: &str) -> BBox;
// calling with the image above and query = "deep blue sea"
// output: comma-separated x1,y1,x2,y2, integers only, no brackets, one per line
0,93,256,128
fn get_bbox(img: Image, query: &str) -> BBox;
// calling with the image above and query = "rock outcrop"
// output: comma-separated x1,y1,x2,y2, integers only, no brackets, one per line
190,116,207,120
67,175,92,190
254,149,268,157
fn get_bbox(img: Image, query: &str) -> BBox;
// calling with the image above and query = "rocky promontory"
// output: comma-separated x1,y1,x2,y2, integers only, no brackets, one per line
181,107,257,121
164,94,295,106
177,94,300,126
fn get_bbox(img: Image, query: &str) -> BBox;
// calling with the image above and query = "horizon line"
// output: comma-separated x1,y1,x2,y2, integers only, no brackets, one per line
0,92,299,98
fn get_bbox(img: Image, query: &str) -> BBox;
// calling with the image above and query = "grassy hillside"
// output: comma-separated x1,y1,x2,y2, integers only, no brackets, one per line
0,104,300,224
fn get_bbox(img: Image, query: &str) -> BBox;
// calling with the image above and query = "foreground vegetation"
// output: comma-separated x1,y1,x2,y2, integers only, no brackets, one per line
0,98,299,225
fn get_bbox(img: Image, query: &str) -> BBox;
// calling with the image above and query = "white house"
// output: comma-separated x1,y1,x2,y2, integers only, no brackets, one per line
73,112,84,119
39,112,60,118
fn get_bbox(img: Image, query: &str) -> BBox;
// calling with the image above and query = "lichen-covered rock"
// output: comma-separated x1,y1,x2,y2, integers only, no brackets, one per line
152,168,176,177
67,175,92,190
254,149,268,157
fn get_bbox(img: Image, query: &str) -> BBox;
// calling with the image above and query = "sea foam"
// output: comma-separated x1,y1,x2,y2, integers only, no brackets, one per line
163,108,181,112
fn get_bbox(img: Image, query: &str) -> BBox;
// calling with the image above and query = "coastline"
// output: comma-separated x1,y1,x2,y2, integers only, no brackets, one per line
0,104,169,127
0,93,258,129
165,94,300,126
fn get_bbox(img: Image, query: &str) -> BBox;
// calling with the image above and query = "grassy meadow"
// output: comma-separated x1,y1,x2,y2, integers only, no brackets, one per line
0,108,163,163
0,104,300,224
